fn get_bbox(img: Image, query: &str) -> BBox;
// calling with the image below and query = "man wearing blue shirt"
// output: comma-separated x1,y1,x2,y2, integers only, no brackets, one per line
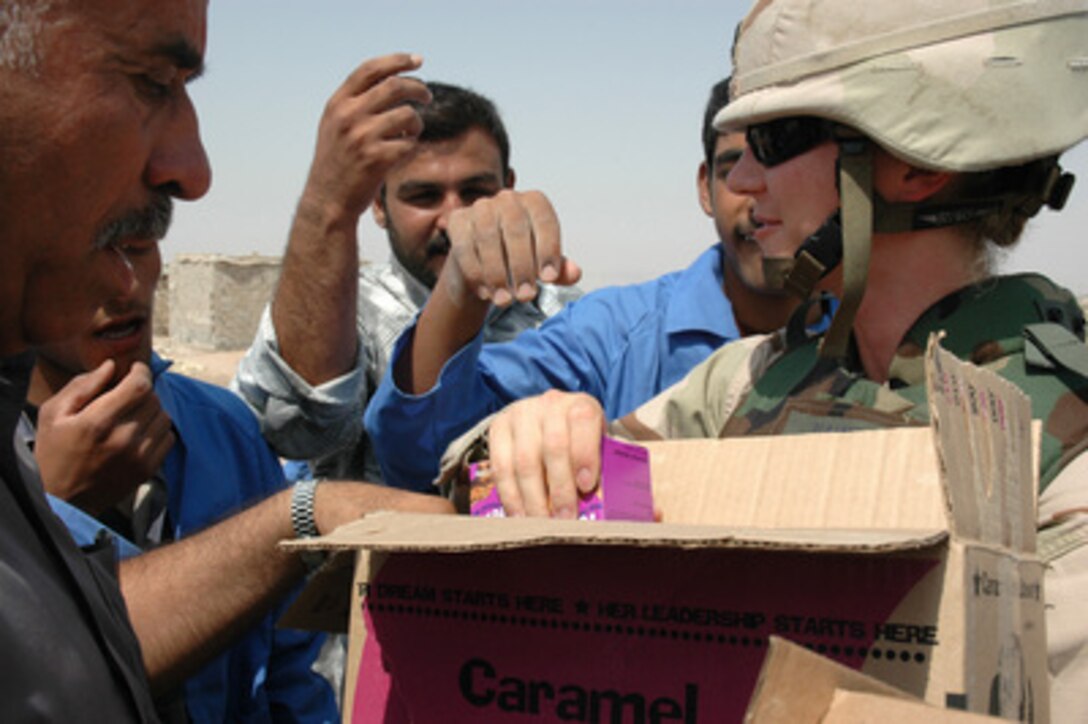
367,79,802,490
23,236,339,721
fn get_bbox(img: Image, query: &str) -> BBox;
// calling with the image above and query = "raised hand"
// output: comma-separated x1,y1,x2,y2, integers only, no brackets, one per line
300,53,433,223
441,189,582,309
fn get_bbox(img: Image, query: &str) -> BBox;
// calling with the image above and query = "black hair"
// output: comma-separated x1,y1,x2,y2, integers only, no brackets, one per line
413,81,511,175
701,77,732,170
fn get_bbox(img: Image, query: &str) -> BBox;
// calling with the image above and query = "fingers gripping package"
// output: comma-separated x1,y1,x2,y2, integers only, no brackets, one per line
465,436,655,521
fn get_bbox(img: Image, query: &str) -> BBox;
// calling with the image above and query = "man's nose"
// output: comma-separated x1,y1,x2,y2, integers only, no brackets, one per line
435,191,472,230
727,146,765,196
145,91,212,201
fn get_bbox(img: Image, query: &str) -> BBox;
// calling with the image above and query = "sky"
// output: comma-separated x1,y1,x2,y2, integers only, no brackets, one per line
170,0,1088,296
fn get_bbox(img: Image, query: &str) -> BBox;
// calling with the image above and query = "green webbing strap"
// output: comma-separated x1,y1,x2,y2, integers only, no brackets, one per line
783,250,827,299
819,139,874,361
1024,323,1088,380
762,256,796,293
1038,520,1088,564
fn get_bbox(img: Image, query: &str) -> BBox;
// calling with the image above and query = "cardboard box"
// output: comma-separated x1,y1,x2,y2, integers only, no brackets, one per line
467,435,654,520
285,337,1047,723
745,637,1006,722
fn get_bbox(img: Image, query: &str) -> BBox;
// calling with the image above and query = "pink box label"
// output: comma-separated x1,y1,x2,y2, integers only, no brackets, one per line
469,436,653,521
352,546,939,722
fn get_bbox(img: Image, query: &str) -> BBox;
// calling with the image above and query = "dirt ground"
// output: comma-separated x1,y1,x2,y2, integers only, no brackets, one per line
154,337,246,388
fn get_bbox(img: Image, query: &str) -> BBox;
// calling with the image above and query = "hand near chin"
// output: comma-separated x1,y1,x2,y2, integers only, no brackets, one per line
35,360,176,516
300,53,432,225
486,390,605,518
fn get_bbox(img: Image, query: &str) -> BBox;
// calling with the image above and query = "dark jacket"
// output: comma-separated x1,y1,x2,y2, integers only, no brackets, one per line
0,353,159,722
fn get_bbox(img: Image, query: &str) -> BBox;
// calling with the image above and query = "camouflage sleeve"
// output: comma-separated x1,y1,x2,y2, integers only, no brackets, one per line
1037,452,1088,723
610,332,784,442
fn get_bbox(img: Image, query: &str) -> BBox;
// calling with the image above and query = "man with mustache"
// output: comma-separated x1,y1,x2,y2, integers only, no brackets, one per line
23,193,341,721
0,2,209,718
364,78,805,490
234,79,581,482
0,4,450,719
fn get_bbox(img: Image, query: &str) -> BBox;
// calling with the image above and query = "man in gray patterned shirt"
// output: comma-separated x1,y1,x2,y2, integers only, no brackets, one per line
234,55,580,482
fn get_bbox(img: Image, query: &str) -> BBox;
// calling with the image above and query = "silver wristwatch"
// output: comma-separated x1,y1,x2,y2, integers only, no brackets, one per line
290,479,325,573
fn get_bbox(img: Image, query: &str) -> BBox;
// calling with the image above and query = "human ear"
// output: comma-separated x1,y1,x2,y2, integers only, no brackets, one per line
697,161,713,217
875,152,954,203
372,192,389,229
901,166,954,201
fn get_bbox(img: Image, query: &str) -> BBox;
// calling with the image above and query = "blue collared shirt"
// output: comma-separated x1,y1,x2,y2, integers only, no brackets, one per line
43,354,336,723
366,244,739,490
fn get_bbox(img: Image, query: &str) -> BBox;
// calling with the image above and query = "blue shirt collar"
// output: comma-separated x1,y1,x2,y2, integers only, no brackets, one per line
149,351,173,380
664,243,739,340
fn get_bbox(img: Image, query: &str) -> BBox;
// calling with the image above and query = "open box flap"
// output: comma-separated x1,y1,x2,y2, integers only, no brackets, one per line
744,636,911,722
281,510,948,554
925,336,1037,552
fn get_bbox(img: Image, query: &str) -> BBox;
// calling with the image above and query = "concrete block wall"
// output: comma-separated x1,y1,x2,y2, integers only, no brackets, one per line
166,254,281,350
153,271,171,337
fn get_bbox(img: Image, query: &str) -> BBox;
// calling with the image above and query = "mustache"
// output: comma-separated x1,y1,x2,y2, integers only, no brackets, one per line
734,225,758,244
93,194,173,250
100,300,152,322
425,231,452,259
734,210,759,244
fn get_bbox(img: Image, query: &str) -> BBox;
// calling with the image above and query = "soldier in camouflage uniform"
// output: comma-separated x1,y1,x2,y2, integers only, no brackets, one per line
461,0,1088,718
616,275,1086,491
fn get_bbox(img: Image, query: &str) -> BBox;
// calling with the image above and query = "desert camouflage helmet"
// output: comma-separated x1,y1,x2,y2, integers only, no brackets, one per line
715,0,1088,172
714,0,1087,360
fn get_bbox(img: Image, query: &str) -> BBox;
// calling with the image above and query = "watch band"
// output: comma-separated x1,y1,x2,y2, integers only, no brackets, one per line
291,479,326,574
290,479,321,539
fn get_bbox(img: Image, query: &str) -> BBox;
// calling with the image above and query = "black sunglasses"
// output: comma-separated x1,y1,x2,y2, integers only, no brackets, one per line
745,117,837,168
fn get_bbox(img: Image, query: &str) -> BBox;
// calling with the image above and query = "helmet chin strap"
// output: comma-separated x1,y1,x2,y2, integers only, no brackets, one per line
762,214,842,299
761,141,1075,363
820,136,874,360
760,132,875,362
